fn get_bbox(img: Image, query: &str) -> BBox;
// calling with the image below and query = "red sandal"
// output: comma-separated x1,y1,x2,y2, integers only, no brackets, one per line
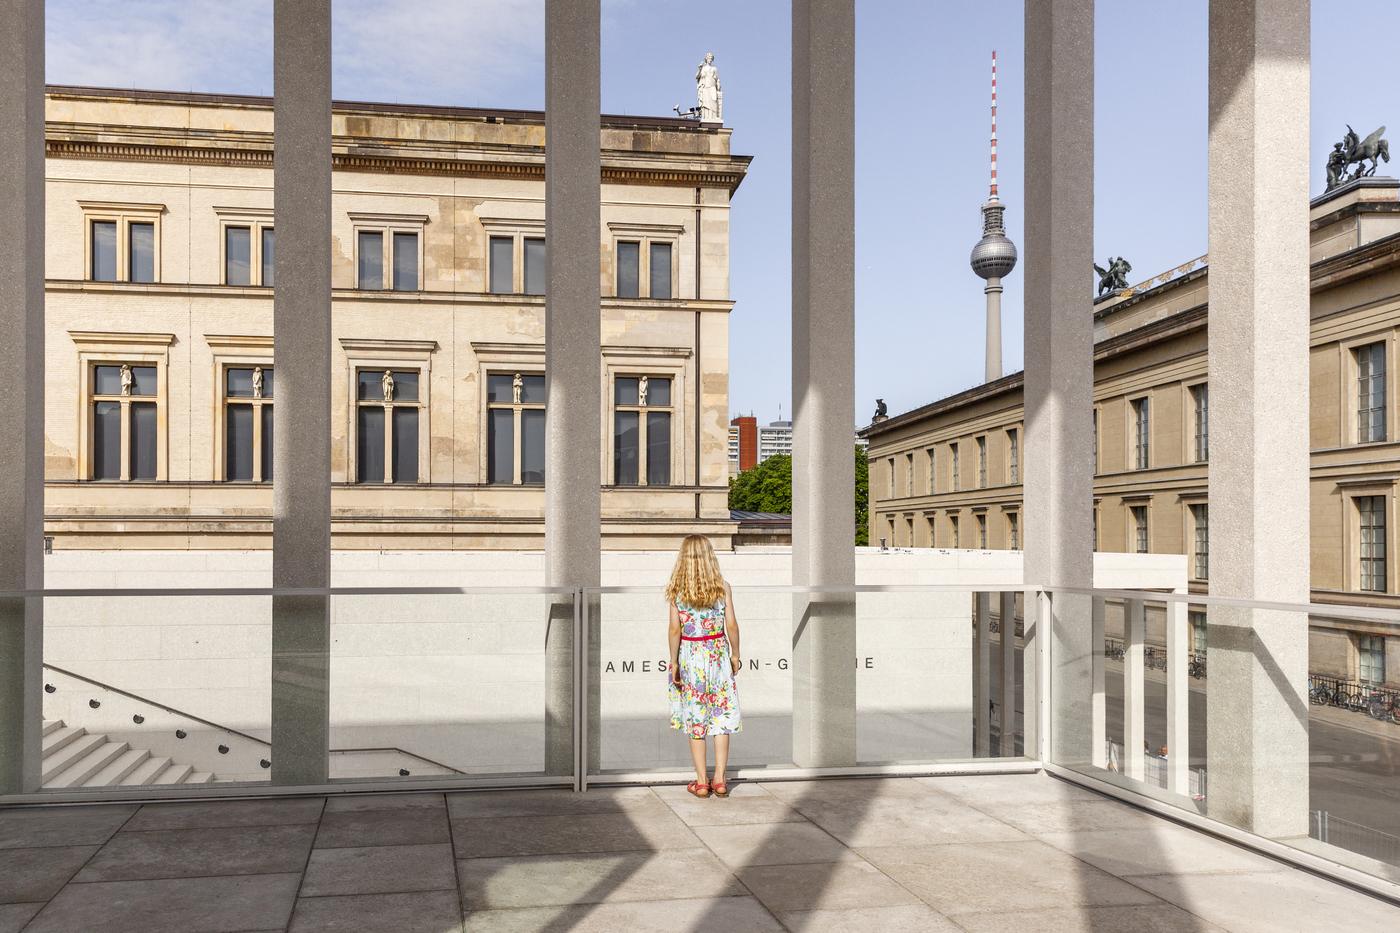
712,781,730,798
686,780,711,798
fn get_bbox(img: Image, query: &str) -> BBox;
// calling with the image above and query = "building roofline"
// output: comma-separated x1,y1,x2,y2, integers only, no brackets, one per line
45,84,727,134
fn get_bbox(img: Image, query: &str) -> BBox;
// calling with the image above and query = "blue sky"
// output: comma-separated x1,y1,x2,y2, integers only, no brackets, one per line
46,1,1397,425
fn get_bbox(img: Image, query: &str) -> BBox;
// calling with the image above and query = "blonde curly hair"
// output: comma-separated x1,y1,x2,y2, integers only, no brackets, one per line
664,534,726,609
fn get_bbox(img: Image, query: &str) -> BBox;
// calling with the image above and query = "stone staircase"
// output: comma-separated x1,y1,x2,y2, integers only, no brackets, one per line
42,719,216,789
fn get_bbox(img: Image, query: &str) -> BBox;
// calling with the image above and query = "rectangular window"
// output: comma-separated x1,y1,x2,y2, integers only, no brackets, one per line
927,447,936,494
1133,397,1151,469
1190,610,1207,655
927,514,937,548
225,226,252,286
1359,634,1386,685
1008,512,1019,550
261,228,275,287
649,241,673,299
1191,503,1209,580
1007,428,1019,483
1132,505,1149,554
1092,408,1099,474
261,405,274,481
976,513,987,548
977,436,987,487
906,453,914,496
951,442,960,490
1093,506,1098,552
1357,342,1387,444
91,221,117,282
128,222,155,283
489,236,514,294
357,231,384,289
613,375,673,485
523,238,546,296
226,405,254,481
356,369,420,484
887,458,895,497
487,372,546,484
1192,383,1209,462
391,231,419,291
90,364,158,481
1359,495,1387,592
617,241,640,298
950,514,960,549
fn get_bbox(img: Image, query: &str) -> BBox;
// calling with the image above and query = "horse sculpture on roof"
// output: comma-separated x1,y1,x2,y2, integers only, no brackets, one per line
1327,125,1390,191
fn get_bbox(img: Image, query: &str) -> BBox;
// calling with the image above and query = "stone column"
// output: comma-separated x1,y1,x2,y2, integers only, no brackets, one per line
544,0,600,778
1022,0,1096,769
1206,0,1310,838
791,0,857,768
0,0,44,795
271,0,332,786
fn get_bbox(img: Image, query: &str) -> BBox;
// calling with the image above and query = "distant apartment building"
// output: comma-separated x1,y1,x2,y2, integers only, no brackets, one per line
727,416,792,474
861,179,1400,688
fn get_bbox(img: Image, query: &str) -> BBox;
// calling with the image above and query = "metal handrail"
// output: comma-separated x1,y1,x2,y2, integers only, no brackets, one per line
0,585,578,599
584,583,1034,595
1046,585,1400,626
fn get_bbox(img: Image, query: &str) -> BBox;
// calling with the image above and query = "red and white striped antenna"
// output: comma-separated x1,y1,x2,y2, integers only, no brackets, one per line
989,50,999,200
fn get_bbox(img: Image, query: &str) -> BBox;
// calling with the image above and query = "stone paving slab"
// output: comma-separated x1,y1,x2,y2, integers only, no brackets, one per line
1126,869,1400,932
123,797,324,831
951,903,1228,933
461,895,784,932
288,890,463,932
456,848,742,910
737,860,923,912
775,903,964,932
651,781,804,826
0,846,98,903
301,842,457,897
75,824,316,883
24,872,302,933
0,804,135,849
692,820,859,867
451,809,700,859
0,904,40,933
314,805,451,849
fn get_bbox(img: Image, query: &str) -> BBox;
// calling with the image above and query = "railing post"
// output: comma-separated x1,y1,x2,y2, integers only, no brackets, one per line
1123,597,1146,782
999,591,1018,756
1165,595,1190,794
1206,0,1311,838
544,0,601,778
0,0,45,795
1091,596,1106,769
1024,588,1049,763
974,592,992,755
270,0,333,787
791,0,857,768
1023,0,1096,771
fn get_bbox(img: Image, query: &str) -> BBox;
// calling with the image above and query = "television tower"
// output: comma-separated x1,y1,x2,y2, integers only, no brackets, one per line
969,50,1018,383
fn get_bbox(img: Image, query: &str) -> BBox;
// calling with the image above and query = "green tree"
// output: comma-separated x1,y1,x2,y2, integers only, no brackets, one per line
727,444,871,546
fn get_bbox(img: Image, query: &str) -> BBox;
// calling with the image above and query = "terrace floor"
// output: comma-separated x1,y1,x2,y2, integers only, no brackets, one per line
1,773,1397,932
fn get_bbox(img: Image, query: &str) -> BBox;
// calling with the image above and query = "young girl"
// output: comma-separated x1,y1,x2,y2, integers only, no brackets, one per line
665,534,742,798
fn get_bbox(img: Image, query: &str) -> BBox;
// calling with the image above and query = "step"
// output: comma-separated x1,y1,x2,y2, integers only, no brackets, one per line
184,771,216,784
125,756,173,786
84,748,152,788
41,724,87,757
43,719,65,738
47,741,129,789
154,763,193,785
41,732,106,783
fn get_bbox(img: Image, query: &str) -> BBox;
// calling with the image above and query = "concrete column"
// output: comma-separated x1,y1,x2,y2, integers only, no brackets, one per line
791,0,857,768
271,0,332,786
544,0,600,777
1023,0,1096,769
974,593,992,755
998,591,1018,756
0,0,44,795
985,279,1003,383
1206,0,1310,838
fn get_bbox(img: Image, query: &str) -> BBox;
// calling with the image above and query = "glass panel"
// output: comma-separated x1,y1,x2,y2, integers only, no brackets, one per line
261,227,275,286
94,365,123,396
616,241,640,298
260,405,274,481
129,402,157,480
520,375,545,404
357,230,384,289
649,241,672,299
647,411,671,485
227,368,255,398
521,409,545,484
615,377,639,407
614,411,639,485
488,408,514,484
130,366,157,396
389,370,419,402
523,238,545,295
487,374,515,403
93,401,121,480
225,405,254,481
648,377,671,407
357,406,385,483
358,370,393,401
91,220,117,281
392,408,419,483
128,222,155,283
225,226,252,286
489,236,514,293
392,231,418,291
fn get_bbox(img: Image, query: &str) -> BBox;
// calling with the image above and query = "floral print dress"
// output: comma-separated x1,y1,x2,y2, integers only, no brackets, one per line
668,598,742,738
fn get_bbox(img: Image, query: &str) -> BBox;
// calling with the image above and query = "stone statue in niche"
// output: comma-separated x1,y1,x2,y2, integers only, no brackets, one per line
638,375,649,407
252,366,264,399
382,370,395,403
696,52,723,122
120,364,133,396
512,372,523,405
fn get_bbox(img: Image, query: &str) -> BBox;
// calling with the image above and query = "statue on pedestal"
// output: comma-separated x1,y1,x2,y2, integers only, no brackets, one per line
1094,256,1132,298
381,370,395,403
639,375,649,407
872,398,888,422
1326,124,1391,191
119,364,133,397
696,52,723,123
512,373,523,404
252,366,264,399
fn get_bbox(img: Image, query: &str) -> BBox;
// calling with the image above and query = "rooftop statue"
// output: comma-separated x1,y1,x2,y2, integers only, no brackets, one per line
873,398,888,421
1326,124,1390,191
696,52,723,123
1094,256,1132,299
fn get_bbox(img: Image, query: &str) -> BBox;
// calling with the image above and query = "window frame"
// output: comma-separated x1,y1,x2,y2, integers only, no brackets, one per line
950,441,960,491
214,207,275,287
1355,340,1388,445
1006,427,1019,484
1130,395,1151,470
607,222,683,299
80,201,165,284
926,447,936,494
1186,380,1209,463
349,212,428,292
905,452,914,496
1128,502,1150,554
206,335,276,483
340,338,436,485
1355,493,1389,594
70,331,174,483
481,219,548,295
1358,634,1387,685
1188,501,1209,581
1006,509,1020,550
976,435,988,488
610,372,677,487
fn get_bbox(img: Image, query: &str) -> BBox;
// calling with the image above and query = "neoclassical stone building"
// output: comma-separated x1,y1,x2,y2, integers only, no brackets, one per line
42,86,749,549
863,178,1400,686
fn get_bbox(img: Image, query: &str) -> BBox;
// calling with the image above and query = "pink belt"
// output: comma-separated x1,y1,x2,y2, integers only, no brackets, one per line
680,632,724,642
